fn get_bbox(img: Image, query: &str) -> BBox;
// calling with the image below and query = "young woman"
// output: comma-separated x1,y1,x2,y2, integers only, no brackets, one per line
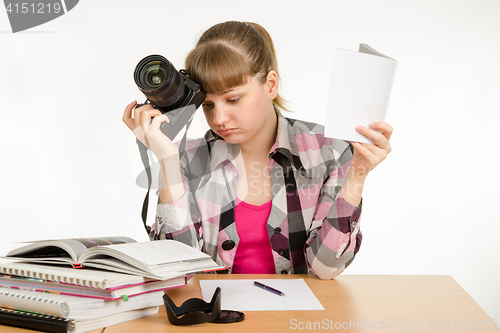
122,21,393,279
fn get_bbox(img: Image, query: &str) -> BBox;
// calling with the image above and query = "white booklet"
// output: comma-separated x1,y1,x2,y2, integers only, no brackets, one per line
326,44,398,144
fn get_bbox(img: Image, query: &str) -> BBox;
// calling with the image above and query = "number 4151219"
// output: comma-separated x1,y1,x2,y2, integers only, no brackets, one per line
5,2,62,14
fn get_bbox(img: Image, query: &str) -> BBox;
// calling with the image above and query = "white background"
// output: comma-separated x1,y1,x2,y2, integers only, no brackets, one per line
1,0,499,322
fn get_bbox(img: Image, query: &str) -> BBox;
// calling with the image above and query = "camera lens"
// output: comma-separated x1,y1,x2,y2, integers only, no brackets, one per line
146,63,167,87
134,55,185,109
144,62,166,88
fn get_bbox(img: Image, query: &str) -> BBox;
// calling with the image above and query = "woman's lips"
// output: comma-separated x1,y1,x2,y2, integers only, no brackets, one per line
218,128,237,136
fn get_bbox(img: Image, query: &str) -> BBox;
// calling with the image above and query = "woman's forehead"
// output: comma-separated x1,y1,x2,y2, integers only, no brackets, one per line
205,76,254,96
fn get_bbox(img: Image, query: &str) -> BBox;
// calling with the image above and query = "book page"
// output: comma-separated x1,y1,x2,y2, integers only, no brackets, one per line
5,237,136,264
325,44,397,144
80,257,152,278
80,240,210,267
358,43,393,58
4,240,84,263
70,237,136,250
0,261,150,289
82,257,217,280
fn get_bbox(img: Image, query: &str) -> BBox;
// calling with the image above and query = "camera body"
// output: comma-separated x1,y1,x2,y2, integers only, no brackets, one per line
134,54,206,140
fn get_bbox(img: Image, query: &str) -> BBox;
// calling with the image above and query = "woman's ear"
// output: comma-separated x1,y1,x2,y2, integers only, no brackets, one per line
266,70,279,100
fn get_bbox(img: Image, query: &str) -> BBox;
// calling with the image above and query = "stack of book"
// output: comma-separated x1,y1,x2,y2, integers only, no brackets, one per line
0,237,225,332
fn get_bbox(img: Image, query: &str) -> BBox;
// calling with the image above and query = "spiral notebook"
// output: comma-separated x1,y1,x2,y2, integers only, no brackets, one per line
0,307,69,333
0,261,158,289
0,287,164,319
0,306,158,333
0,262,186,300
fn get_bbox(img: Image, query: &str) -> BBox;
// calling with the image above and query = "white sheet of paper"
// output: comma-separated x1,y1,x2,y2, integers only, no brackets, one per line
199,279,324,311
325,44,397,144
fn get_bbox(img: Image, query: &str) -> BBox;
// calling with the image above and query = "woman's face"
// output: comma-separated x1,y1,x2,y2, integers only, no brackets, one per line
201,73,278,147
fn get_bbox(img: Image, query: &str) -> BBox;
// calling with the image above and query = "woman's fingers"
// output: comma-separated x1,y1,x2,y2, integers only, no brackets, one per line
142,114,170,148
123,102,178,161
122,100,138,130
150,113,171,132
352,142,381,163
123,101,164,148
137,106,162,129
371,121,393,141
356,123,392,152
122,101,161,131
351,121,393,174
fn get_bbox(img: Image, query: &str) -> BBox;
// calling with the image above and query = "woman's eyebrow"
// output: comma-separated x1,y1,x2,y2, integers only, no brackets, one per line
217,87,240,95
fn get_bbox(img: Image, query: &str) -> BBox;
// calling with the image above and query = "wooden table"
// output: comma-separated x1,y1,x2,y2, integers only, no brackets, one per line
2,274,498,332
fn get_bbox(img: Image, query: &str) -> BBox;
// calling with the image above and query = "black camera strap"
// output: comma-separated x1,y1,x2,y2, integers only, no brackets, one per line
136,116,194,236
137,139,152,235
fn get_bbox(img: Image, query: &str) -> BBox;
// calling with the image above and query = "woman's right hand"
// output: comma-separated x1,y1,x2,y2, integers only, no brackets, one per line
122,101,179,160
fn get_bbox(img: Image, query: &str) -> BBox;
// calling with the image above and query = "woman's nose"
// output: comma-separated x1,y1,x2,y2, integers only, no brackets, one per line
212,105,230,125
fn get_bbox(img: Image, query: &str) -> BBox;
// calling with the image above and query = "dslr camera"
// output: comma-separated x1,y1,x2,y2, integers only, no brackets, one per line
134,55,206,140
133,55,206,234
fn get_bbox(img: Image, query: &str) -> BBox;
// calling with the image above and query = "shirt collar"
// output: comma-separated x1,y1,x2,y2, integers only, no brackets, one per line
204,130,235,171
269,107,297,157
269,107,309,176
204,106,307,174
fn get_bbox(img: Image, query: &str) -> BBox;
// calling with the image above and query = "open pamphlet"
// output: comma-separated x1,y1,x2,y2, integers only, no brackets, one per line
3,237,225,280
326,43,398,144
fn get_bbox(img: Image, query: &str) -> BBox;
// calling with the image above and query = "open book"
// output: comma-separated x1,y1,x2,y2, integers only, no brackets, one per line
3,237,225,280
326,43,398,144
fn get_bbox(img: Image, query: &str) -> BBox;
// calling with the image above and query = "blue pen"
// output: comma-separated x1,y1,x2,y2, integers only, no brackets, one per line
254,281,286,296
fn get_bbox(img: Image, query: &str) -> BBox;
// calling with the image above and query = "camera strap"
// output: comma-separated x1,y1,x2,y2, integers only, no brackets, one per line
136,139,152,235
136,117,194,236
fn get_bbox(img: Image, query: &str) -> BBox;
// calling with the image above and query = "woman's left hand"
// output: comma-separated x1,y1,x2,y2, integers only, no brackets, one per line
350,121,393,180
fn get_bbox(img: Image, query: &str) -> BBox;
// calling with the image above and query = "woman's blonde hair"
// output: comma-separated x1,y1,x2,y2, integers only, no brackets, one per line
185,21,287,111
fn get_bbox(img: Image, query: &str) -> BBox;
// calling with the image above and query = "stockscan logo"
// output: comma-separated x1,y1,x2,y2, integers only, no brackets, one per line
3,0,79,33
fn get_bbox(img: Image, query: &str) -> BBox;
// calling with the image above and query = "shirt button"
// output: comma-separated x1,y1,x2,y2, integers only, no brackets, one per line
281,270,288,274
351,221,357,228
274,227,281,234
278,250,284,256
221,240,235,251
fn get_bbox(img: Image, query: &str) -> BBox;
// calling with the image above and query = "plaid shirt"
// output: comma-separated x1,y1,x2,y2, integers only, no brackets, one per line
151,108,362,279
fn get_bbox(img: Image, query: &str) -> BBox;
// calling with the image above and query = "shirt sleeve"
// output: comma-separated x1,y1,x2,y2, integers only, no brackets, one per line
304,143,362,279
149,139,208,251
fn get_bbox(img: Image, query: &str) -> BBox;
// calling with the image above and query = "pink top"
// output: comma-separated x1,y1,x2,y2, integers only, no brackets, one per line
231,198,275,274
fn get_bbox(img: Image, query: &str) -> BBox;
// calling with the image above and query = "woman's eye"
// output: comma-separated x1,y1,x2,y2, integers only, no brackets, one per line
227,98,239,103
202,102,214,108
